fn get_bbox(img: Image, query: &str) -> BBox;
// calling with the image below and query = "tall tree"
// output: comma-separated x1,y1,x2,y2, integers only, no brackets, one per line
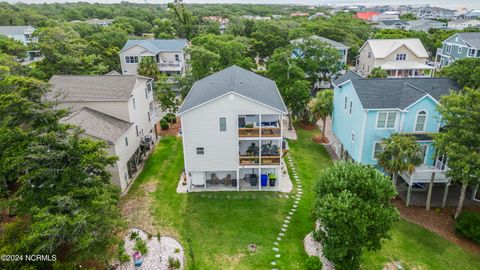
313,162,399,270
137,56,163,81
168,1,196,39
434,87,480,219
368,67,388,78
377,134,423,186
251,20,290,58
311,89,333,138
440,58,480,89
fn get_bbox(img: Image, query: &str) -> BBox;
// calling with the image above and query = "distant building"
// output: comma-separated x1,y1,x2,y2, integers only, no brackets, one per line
290,12,309,17
308,12,327,20
271,15,282,20
412,6,456,20
407,19,447,32
202,16,229,34
436,32,480,68
0,25,41,60
371,12,400,22
242,15,271,20
120,39,189,77
85,18,114,26
376,20,409,30
356,11,380,21
448,19,480,30
465,9,480,19
356,39,433,78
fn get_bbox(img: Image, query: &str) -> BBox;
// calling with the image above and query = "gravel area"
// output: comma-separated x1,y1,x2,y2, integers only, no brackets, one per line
116,228,184,270
304,232,335,270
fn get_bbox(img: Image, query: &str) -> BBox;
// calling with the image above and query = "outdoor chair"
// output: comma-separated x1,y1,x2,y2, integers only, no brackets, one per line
211,173,221,185
223,174,232,186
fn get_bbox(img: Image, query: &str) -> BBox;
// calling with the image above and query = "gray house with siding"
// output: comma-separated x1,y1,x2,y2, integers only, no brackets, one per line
436,32,480,68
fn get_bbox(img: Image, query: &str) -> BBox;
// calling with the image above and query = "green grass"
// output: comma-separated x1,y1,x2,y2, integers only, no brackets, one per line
122,129,480,270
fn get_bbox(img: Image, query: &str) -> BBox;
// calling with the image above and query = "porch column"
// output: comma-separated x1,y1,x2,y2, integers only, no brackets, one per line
406,183,412,207
442,183,450,208
258,167,262,191
426,172,436,210
395,69,399,77
236,170,240,191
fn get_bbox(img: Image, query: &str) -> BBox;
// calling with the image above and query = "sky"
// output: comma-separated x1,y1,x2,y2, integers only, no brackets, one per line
4,0,480,10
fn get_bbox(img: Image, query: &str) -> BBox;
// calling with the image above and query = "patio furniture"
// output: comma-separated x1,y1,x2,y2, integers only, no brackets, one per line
211,173,221,185
223,174,232,186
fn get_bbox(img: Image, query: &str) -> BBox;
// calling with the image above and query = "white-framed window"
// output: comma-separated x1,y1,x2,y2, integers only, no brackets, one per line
368,52,372,59
376,112,396,129
125,136,128,146
133,98,136,110
349,101,353,116
468,48,476,57
175,54,180,61
196,147,205,155
219,117,227,132
395,53,407,60
344,96,348,111
351,132,355,142
125,56,139,63
136,125,139,137
372,141,384,160
458,46,462,54
415,110,427,132
445,44,452,54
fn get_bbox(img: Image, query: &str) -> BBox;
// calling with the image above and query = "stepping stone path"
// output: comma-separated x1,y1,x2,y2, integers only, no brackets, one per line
269,153,304,269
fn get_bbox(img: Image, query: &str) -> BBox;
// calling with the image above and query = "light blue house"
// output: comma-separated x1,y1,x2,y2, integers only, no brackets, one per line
331,71,459,205
436,32,480,68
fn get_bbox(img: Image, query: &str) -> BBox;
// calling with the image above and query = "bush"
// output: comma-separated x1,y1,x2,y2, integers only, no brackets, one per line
305,256,323,270
455,211,480,243
117,241,130,263
134,238,148,255
164,113,177,124
160,119,169,130
168,257,181,269
129,231,139,240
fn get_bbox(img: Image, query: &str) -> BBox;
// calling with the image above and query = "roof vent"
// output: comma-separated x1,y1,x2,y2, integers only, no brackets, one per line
239,81,243,84
210,81,214,84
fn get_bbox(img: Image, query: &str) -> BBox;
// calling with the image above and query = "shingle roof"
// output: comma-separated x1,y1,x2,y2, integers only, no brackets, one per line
457,32,480,49
61,107,132,143
48,75,146,102
178,65,287,114
332,70,363,86
121,39,188,53
379,20,409,26
0,25,35,35
335,75,458,110
291,35,349,49
363,39,429,58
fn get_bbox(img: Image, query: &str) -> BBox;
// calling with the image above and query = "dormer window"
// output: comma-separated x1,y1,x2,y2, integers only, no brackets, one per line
125,56,138,63
395,54,406,61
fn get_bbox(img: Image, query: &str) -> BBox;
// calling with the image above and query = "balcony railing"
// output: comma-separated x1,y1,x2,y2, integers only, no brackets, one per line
261,156,281,165
261,127,281,137
158,61,184,69
239,128,260,137
239,156,259,165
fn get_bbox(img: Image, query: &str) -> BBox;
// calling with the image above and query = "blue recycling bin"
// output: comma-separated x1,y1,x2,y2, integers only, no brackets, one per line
261,174,268,187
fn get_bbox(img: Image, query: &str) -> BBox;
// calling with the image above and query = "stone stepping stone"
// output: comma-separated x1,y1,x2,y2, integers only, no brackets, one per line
282,224,288,228
275,254,281,258
277,237,282,241
286,216,291,220
285,220,290,224
271,261,276,266
274,242,279,246
281,227,287,232
292,208,297,212
273,247,279,252
279,232,285,236
201,194,206,197
289,211,294,215
208,195,212,198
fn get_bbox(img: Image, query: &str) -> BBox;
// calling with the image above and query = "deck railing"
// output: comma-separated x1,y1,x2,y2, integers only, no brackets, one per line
260,156,281,165
239,156,259,165
238,128,260,137
261,127,281,137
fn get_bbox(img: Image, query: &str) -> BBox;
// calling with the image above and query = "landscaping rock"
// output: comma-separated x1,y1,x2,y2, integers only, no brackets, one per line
304,232,335,270
248,244,257,253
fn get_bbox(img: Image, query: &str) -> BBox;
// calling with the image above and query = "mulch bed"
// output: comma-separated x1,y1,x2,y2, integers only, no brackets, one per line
394,199,480,255
299,123,317,130
312,135,329,144
157,118,181,136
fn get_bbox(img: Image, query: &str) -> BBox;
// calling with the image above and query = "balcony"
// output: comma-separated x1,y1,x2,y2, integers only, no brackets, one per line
238,114,282,138
157,61,184,71
239,127,260,137
261,127,281,137
239,140,259,165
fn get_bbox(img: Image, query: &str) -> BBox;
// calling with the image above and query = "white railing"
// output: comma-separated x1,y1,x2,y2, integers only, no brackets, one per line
158,61,184,68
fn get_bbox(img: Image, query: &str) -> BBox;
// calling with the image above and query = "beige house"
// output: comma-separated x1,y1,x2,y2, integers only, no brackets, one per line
47,74,158,192
356,39,433,78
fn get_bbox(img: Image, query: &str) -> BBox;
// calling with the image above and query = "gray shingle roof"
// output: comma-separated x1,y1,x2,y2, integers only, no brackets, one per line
335,74,458,109
457,32,480,49
333,70,363,86
379,20,409,26
121,39,188,53
0,25,35,35
48,75,145,102
61,107,132,143
291,35,349,49
178,65,288,114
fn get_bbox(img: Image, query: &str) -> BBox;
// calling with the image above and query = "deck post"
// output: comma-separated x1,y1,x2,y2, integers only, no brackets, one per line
442,183,449,208
426,172,435,210
406,183,412,207
236,170,240,191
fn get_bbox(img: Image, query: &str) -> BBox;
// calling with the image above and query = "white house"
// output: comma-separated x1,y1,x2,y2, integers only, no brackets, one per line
120,39,189,77
178,66,288,192
0,25,41,60
47,74,158,192
376,20,409,30
448,19,480,30
356,39,433,78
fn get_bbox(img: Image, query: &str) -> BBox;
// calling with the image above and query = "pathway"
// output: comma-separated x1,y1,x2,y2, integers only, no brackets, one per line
270,152,303,269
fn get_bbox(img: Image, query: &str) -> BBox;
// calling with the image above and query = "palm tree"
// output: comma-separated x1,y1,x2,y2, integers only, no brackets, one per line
377,134,423,186
311,89,333,139
137,56,163,81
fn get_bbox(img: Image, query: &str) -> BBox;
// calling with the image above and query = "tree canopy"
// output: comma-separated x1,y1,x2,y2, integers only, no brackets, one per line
440,58,480,89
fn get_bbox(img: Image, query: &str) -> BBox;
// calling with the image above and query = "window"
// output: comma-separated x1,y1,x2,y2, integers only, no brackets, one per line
147,112,150,122
351,132,355,142
196,147,204,155
133,98,136,110
349,101,353,115
219,117,227,131
468,48,476,56
136,125,139,137
418,145,427,163
445,45,452,54
156,54,160,63
395,53,407,60
373,142,384,160
125,137,128,146
377,112,396,128
344,96,348,111
125,56,138,63
415,111,427,132
175,54,180,61
368,52,372,59
458,46,462,54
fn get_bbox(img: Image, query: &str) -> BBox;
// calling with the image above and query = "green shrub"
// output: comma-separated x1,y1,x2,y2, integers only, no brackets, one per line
160,119,169,130
129,231,139,240
168,257,181,269
134,238,148,255
147,233,153,240
117,241,130,263
165,113,177,124
305,256,323,270
455,211,480,243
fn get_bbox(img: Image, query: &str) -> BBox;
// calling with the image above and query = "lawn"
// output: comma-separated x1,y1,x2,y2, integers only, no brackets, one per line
121,128,480,270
